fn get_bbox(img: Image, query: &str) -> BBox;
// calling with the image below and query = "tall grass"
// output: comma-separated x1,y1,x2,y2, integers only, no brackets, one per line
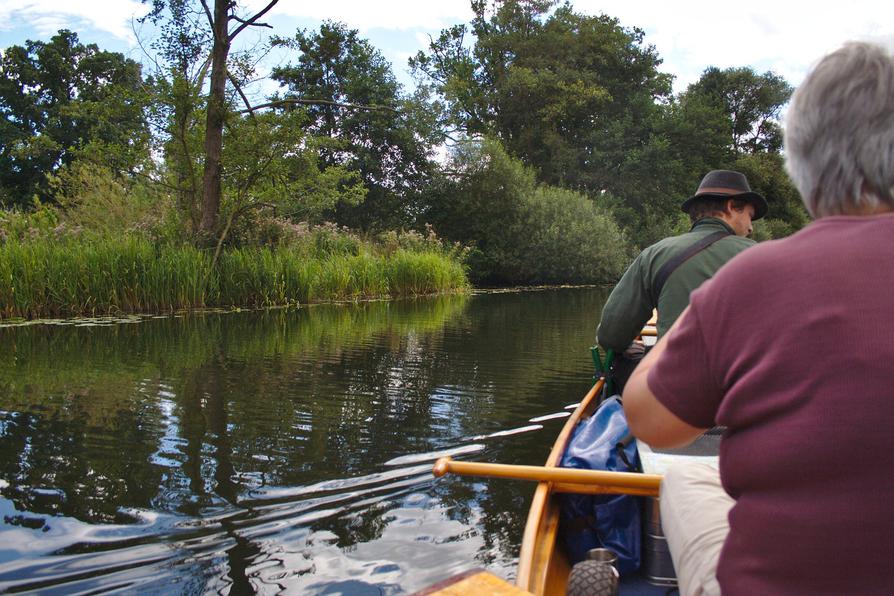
388,250,469,296
0,236,469,319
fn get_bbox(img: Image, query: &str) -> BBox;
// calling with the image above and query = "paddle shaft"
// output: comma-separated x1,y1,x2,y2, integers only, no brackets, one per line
432,457,661,497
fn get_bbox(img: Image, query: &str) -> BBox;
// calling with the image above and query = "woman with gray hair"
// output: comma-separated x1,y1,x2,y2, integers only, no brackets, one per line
622,42,894,595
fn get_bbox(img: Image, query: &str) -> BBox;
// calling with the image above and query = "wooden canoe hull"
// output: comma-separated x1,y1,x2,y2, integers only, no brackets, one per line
516,379,605,594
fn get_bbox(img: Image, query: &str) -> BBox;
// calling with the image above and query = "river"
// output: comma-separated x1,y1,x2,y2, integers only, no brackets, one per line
0,287,610,594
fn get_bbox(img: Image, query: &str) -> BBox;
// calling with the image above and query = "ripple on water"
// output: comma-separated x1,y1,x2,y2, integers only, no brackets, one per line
383,444,485,467
470,424,544,441
0,287,610,593
529,411,572,423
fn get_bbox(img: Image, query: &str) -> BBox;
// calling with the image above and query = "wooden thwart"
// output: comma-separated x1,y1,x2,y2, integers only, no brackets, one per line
432,457,661,497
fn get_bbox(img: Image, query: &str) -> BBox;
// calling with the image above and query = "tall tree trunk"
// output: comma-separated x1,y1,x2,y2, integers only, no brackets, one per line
198,0,231,239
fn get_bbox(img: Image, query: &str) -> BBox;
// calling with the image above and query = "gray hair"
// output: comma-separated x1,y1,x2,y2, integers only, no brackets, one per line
784,42,894,217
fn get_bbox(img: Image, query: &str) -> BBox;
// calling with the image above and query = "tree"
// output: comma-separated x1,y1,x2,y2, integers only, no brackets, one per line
733,152,809,239
141,2,369,249
665,67,800,240
143,0,279,241
142,0,209,233
0,30,149,208
425,138,629,283
682,66,793,155
215,109,366,249
270,22,440,231
410,1,688,246
411,1,672,194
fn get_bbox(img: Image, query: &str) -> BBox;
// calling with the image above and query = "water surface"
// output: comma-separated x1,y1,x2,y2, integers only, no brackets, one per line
0,287,609,593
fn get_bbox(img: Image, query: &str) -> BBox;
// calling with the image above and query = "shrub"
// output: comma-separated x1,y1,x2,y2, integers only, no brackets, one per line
0,203,61,244
427,138,632,284
49,162,176,243
377,224,469,262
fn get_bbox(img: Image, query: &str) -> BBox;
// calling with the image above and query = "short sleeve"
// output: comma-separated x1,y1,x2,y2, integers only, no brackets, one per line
646,291,724,429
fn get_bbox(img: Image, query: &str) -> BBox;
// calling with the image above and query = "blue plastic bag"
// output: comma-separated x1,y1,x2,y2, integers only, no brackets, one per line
559,395,642,574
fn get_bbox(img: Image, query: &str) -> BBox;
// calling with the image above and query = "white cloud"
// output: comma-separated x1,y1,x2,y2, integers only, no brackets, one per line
3,0,894,94
574,0,894,90
247,0,474,31
0,0,149,43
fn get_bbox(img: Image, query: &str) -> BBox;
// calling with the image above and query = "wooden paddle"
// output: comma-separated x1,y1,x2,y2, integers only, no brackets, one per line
432,457,661,497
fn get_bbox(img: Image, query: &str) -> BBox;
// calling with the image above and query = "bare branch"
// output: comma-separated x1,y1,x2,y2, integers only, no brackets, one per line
228,0,279,41
199,0,215,34
227,70,254,114
130,19,163,73
230,14,272,29
442,131,462,143
240,98,401,114
194,54,213,88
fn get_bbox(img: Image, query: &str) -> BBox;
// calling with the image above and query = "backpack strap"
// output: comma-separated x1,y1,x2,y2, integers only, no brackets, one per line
652,230,731,300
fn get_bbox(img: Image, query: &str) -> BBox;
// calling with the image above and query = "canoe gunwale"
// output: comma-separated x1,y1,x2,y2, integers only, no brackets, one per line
515,378,605,593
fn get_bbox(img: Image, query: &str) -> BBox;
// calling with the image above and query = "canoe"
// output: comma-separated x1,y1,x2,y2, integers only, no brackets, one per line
430,376,684,595
516,329,718,594
431,313,719,594
515,377,609,594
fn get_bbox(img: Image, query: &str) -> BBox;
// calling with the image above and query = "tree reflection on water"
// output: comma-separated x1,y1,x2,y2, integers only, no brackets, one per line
0,288,608,593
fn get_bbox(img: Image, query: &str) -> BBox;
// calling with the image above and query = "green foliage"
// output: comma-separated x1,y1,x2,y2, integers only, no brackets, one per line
378,225,469,263
0,225,468,318
426,139,631,284
751,218,799,242
409,0,707,250
593,66,799,246
301,222,363,257
218,110,367,238
146,70,205,234
516,185,632,283
682,66,793,155
0,235,210,318
272,21,439,231
0,30,150,207
386,250,470,296
48,162,178,242
733,152,809,239
0,8,809,293
141,0,207,73
138,0,217,235
655,93,732,193
0,204,60,244
410,2,806,251
411,2,671,194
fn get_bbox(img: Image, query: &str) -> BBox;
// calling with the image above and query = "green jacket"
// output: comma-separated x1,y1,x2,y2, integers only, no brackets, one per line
597,217,755,352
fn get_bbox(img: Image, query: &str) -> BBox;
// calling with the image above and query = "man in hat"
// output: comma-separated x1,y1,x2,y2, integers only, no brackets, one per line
596,170,767,377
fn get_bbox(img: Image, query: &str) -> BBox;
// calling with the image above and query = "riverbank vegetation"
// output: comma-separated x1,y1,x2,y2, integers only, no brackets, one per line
0,205,467,319
0,0,810,318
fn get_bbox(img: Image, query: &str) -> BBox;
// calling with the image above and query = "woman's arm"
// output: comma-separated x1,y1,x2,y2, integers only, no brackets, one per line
623,306,708,448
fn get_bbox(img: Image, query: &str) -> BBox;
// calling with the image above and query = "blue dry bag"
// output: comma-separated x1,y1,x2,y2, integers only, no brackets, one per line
559,395,642,574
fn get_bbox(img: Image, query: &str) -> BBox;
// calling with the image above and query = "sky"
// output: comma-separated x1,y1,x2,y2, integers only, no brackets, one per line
1,0,894,97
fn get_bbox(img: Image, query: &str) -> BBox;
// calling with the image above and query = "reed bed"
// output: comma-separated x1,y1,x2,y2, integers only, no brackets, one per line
0,236,468,319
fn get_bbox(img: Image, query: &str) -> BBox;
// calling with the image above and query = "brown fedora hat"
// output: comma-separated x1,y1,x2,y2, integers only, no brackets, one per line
681,170,768,220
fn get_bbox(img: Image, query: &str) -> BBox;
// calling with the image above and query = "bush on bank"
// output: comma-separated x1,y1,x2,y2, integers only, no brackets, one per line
424,139,633,285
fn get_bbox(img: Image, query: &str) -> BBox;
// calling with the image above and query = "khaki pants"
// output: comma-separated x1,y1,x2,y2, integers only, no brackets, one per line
659,462,734,596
